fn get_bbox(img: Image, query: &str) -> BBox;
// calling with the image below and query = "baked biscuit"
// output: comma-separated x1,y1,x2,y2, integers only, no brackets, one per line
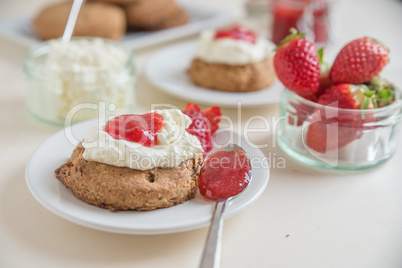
188,57,277,92
124,0,188,30
33,1,126,40
55,144,203,212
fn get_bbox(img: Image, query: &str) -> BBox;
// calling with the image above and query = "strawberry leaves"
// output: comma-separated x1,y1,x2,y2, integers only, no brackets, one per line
361,90,376,110
365,76,396,108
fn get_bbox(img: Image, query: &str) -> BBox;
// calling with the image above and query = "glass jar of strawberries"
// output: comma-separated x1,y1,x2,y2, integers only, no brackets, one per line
278,88,401,170
274,30,402,170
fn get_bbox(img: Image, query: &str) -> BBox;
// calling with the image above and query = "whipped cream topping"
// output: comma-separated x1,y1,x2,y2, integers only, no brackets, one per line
195,29,274,65
82,109,203,170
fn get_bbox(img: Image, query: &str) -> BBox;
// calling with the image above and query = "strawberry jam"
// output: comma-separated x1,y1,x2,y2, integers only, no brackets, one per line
214,25,256,44
198,149,251,200
104,112,165,147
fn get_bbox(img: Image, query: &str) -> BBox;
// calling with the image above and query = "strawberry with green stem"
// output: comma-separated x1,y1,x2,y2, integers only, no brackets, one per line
287,48,333,126
274,28,320,100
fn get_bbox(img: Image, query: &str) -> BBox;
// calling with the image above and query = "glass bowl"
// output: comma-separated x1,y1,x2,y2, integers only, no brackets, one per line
23,37,136,125
277,88,402,170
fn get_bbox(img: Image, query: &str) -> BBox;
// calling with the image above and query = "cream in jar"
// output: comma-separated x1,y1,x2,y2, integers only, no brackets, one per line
24,38,135,124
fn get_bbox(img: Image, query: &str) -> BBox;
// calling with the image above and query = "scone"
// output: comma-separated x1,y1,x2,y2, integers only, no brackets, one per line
188,25,276,92
124,0,188,30
54,109,204,212
33,1,126,40
55,144,202,212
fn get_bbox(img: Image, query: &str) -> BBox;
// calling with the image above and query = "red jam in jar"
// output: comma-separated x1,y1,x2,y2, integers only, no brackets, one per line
271,0,308,44
214,25,257,44
104,112,165,147
198,149,252,200
271,0,330,45
312,2,329,44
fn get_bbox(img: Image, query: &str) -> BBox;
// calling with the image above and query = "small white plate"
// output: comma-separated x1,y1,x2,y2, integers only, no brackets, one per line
25,119,270,235
145,40,283,107
0,2,234,50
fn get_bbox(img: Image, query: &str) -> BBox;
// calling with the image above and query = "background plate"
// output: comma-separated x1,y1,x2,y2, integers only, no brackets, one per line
0,2,234,50
146,40,283,107
25,119,270,235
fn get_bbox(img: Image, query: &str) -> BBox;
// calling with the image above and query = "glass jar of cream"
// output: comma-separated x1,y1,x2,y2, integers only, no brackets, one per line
24,37,136,125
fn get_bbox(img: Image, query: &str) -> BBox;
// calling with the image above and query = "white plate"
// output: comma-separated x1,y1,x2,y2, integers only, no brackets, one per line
145,40,283,107
0,1,234,50
25,119,270,235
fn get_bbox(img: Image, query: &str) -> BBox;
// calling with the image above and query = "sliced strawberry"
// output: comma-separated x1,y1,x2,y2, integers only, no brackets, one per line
273,29,320,99
214,24,256,44
203,106,221,136
105,112,165,147
329,37,389,84
182,103,213,154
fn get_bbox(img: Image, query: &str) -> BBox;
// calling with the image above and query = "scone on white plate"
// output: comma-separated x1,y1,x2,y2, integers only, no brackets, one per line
188,24,276,92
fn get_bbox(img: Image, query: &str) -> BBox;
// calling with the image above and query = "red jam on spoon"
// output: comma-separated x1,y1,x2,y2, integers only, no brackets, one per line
104,112,165,147
198,147,252,200
198,144,252,268
214,25,257,44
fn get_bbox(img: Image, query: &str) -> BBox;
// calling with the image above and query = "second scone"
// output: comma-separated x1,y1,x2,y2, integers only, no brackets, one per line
188,25,276,92
124,0,188,30
33,1,126,40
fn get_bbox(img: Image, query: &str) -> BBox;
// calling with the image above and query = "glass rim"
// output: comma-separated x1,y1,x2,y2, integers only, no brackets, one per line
283,87,402,114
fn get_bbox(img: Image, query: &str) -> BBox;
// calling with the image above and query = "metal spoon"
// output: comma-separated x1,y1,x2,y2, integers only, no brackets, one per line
199,144,251,268
62,0,86,42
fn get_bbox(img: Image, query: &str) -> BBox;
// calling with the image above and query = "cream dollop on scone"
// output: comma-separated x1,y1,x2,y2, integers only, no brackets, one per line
188,25,276,92
55,109,204,211
82,109,203,170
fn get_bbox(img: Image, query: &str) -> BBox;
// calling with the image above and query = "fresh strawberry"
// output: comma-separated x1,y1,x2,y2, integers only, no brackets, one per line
203,106,221,136
182,103,213,154
287,71,330,127
305,84,376,152
329,37,389,84
305,110,368,153
274,29,320,99
317,71,333,98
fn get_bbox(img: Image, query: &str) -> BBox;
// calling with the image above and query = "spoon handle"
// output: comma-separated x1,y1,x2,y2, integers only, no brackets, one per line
199,199,227,268
62,0,86,42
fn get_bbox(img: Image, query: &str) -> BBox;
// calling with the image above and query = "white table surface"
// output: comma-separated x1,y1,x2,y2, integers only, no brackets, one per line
1,0,402,267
